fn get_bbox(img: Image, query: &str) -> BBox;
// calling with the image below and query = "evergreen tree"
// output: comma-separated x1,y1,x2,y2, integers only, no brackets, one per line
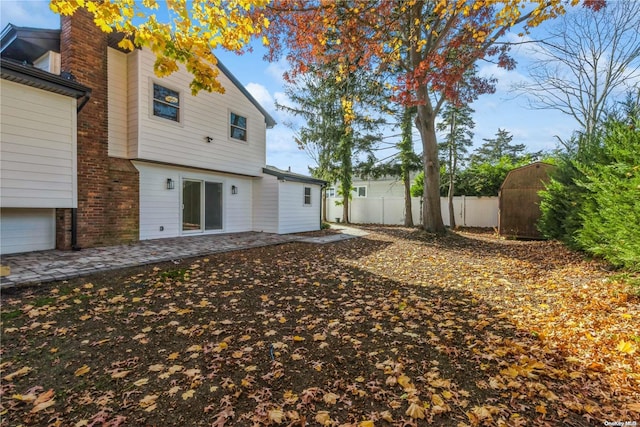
470,129,527,165
437,102,475,227
277,64,385,223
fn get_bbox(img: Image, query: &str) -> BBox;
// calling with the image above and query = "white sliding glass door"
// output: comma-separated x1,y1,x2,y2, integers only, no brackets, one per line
182,180,223,232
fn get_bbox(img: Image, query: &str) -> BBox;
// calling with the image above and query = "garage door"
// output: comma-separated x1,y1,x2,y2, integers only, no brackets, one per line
0,208,55,254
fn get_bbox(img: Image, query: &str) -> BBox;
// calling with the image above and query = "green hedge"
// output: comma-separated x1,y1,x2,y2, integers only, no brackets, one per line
539,116,640,270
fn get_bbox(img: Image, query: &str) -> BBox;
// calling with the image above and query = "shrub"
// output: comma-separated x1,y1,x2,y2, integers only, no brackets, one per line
539,114,640,270
576,118,640,270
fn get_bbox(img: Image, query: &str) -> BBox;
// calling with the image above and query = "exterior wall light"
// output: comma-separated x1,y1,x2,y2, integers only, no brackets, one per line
231,185,238,195
166,178,175,190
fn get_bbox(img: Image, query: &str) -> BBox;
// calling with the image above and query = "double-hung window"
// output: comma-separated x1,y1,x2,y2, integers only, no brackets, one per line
153,83,180,122
303,187,312,206
230,112,247,141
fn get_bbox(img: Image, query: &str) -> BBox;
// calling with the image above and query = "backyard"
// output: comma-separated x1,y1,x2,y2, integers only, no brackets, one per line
0,226,638,426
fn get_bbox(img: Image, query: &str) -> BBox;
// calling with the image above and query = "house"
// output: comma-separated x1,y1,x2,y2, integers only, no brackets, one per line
0,13,324,255
0,57,90,254
325,173,418,200
499,162,555,239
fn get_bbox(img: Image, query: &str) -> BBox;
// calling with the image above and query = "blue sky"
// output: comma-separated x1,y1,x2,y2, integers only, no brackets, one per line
1,1,578,175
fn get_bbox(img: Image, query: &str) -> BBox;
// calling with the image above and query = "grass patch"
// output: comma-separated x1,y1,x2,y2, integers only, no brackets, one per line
33,296,57,307
1,309,22,321
158,268,187,280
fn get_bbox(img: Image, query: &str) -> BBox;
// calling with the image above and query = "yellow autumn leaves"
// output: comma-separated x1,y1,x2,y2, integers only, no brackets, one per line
49,0,271,95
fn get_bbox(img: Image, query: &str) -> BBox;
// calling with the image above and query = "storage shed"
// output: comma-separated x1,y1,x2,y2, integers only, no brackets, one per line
498,162,555,239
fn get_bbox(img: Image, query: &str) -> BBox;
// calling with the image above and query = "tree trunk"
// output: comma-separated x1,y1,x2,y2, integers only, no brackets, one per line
342,195,349,224
448,136,456,229
400,106,414,227
448,180,456,228
415,88,446,234
403,168,414,227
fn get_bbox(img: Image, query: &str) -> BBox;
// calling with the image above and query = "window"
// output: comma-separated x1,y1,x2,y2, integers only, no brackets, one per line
230,112,247,141
153,83,180,122
327,187,336,198
304,187,312,206
353,186,367,197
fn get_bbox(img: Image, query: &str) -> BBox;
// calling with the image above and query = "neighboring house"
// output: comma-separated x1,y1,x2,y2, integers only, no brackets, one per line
0,14,324,254
325,173,418,200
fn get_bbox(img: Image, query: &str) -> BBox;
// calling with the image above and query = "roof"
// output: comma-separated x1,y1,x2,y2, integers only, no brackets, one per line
500,162,556,191
263,166,327,186
1,57,91,99
0,23,276,129
0,24,60,63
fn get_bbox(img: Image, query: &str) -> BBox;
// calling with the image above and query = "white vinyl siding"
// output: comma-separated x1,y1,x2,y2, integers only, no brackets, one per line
132,49,266,176
0,208,55,254
134,161,254,240
252,176,279,233
108,48,128,158
278,181,321,234
127,50,140,158
0,80,77,208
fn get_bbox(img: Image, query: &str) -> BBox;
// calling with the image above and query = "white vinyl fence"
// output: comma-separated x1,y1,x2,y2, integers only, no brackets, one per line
326,196,498,228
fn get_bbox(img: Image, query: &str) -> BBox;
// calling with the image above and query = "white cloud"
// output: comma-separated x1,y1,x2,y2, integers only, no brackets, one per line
245,82,275,112
477,63,530,93
1,1,59,29
265,58,289,86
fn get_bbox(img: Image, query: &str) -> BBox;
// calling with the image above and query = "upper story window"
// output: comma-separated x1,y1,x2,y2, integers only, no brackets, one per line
230,112,247,141
304,187,312,206
327,187,336,198
353,186,367,197
153,83,180,122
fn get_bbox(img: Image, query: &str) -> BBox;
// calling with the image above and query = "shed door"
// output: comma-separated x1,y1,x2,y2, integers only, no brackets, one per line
0,208,55,254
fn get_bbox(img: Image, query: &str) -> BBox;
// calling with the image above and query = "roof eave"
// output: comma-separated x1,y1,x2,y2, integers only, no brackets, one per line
262,167,326,186
1,58,91,99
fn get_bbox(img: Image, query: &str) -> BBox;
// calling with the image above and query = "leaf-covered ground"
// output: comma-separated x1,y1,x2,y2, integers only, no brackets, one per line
1,226,638,426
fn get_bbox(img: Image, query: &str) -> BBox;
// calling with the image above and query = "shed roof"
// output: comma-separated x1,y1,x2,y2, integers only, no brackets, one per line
500,162,555,191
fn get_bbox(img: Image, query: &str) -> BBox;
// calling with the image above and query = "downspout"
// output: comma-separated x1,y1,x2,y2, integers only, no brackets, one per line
320,183,326,230
72,89,92,251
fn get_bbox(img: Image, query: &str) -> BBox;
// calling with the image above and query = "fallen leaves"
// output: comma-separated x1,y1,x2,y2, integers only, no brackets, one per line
1,226,637,426
74,365,90,377
3,366,32,381
616,340,637,354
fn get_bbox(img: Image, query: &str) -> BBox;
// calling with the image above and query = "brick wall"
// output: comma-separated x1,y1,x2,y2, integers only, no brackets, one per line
57,10,139,249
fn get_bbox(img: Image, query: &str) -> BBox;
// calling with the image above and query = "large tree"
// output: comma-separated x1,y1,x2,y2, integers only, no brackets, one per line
515,1,640,137
263,0,605,233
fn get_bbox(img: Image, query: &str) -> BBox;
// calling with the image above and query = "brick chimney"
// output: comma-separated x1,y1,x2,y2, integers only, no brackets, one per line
57,9,139,249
